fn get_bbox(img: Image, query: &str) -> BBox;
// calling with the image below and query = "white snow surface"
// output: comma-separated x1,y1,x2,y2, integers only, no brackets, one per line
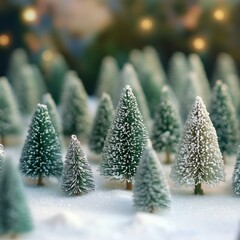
3,144,240,240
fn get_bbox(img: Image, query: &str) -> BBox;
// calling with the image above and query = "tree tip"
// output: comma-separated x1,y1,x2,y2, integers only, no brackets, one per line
37,103,48,109
71,135,78,141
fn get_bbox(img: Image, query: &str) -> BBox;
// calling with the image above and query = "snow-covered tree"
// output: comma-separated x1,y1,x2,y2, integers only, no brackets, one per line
20,104,63,186
121,64,150,127
0,145,4,173
133,141,171,213
171,96,225,195
100,85,148,190
95,56,120,107
0,160,33,237
0,77,21,145
61,71,91,142
232,148,240,195
89,93,114,154
151,86,181,164
210,80,239,161
62,135,95,195
42,93,64,148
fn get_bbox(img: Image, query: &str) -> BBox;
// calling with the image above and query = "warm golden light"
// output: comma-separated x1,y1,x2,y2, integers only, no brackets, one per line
42,50,54,62
0,34,10,47
139,18,153,31
192,37,206,51
213,9,225,21
22,7,37,23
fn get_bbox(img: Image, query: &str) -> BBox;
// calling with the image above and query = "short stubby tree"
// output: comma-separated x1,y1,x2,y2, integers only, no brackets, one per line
100,85,148,190
171,96,225,195
62,135,95,195
0,160,33,237
89,93,114,154
19,104,63,186
133,140,171,213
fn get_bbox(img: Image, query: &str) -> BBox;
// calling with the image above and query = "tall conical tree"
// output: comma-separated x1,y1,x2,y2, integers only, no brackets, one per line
100,85,148,190
210,80,239,162
95,56,120,107
20,104,63,186
171,96,225,195
121,64,150,127
62,135,95,195
42,93,64,148
133,141,171,213
0,144,4,173
151,86,181,164
0,160,33,237
0,77,21,145
232,148,240,195
61,71,91,142
89,93,114,154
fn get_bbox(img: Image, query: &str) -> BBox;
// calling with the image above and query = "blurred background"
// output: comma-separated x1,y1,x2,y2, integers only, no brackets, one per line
0,0,240,94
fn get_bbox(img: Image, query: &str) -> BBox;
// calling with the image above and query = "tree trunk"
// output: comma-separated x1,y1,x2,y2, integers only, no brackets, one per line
165,151,171,164
10,234,17,239
149,206,155,213
223,154,226,164
126,181,133,190
37,173,44,186
194,183,203,195
0,135,6,145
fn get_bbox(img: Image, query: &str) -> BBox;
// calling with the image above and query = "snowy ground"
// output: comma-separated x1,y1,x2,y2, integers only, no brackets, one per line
3,144,240,240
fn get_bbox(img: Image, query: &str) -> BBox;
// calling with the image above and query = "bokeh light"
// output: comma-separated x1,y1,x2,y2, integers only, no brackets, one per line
213,9,225,21
42,50,54,62
139,18,153,31
192,37,206,51
22,7,37,24
0,34,10,47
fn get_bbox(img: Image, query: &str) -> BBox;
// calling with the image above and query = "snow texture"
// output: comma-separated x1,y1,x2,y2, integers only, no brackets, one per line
62,135,95,195
171,96,225,187
232,147,240,195
100,85,148,183
19,104,63,181
133,140,171,212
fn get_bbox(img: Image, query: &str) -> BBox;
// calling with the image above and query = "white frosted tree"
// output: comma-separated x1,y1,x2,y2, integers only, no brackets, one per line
100,85,148,190
232,148,240,195
133,141,171,213
171,96,225,195
62,135,95,195
89,93,114,154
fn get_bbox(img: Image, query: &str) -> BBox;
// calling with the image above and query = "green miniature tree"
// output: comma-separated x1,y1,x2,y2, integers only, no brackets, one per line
0,160,33,237
151,86,181,164
0,144,4,173
62,135,95,195
89,93,114,154
19,104,63,186
171,96,225,195
100,85,148,190
133,141,171,213
210,80,239,162
42,93,64,148
0,77,21,145
232,148,240,195
121,63,151,127
61,71,91,142
95,56,120,107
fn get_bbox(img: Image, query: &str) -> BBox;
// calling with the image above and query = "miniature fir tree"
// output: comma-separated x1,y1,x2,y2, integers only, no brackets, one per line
62,135,95,195
151,86,181,164
210,81,239,161
0,160,33,237
0,77,21,145
95,56,120,107
100,85,148,190
133,141,171,213
42,93,64,148
0,144,4,173
19,104,63,186
89,93,114,154
61,71,91,142
171,96,225,195
232,148,240,195
121,64,150,127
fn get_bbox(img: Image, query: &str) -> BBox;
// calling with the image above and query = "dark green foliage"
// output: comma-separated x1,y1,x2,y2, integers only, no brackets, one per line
151,86,181,156
100,85,148,188
171,97,225,194
133,141,171,213
61,71,91,142
89,93,114,154
62,135,95,195
0,77,21,142
20,104,63,186
210,81,239,157
0,160,33,236
232,148,240,195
